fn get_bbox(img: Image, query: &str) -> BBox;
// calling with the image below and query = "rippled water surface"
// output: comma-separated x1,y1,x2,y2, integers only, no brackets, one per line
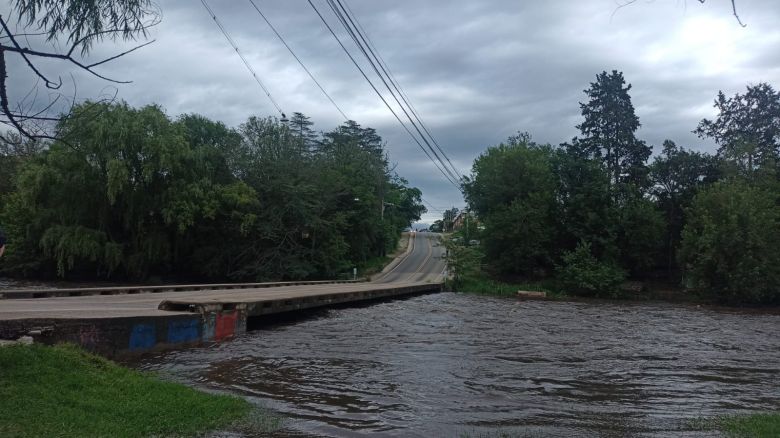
139,293,780,437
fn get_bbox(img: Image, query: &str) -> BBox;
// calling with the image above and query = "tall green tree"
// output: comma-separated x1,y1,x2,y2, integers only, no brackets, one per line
2,102,256,278
287,112,319,153
571,70,651,193
442,207,459,232
463,134,556,276
0,103,424,281
551,149,617,262
649,140,720,277
695,83,780,175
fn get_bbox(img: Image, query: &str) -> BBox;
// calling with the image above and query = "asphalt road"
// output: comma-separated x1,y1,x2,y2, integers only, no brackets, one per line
372,232,446,284
0,232,446,321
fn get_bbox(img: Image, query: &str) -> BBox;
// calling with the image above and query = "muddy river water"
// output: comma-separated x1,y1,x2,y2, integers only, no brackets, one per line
138,292,780,437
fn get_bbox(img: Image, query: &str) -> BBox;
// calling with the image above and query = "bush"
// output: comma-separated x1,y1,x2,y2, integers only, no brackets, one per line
557,241,626,297
679,180,780,305
443,236,484,287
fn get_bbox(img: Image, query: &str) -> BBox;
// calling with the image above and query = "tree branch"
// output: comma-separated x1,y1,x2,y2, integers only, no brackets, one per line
0,15,61,89
0,46,34,139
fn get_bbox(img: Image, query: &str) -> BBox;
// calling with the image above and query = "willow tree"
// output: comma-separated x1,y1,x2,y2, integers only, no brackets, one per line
2,102,257,278
0,0,158,142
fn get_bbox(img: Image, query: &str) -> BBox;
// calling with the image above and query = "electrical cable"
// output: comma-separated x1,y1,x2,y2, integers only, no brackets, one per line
307,0,460,189
246,0,349,121
334,0,464,181
326,0,462,185
200,0,285,117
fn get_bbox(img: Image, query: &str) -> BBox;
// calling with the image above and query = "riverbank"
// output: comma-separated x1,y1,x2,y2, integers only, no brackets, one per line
719,413,780,437
690,413,780,437
449,273,717,305
0,344,279,437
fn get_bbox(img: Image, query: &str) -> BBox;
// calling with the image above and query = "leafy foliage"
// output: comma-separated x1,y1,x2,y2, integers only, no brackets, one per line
463,135,556,276
571,70,651,191
0,102,424,281
649,140,720,277
442,235,484,286
13,0,157,53
696,83,780,174
442,75,780,305
679,181,780,305
556,241,626,298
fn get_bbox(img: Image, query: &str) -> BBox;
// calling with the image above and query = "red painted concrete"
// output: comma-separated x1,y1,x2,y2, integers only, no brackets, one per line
215,311,237,340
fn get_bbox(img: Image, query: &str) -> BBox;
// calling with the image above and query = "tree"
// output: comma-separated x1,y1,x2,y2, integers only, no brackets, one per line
442,207,459,232
463,134,556,276
615,193,664,277
442,235,484,286
287,112,319,153
0,101,424,281
618,0,747,26
552,149,618,262
695,83,780,176
649,140,720,277
0,0,158,142
0,133,45,195
320,119,384,158
571,70,651,195
1,102,256,278
679,180,780,305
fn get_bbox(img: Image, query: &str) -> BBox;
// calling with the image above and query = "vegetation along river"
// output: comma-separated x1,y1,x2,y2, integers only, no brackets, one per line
138,292,780,437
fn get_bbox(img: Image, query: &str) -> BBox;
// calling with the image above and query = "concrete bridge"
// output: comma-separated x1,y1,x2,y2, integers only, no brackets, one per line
0,233,445,356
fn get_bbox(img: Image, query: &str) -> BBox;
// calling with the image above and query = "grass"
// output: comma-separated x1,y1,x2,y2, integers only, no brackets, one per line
0,343,277,438
719,413,780,437
458,430,544,438
357,232,411,278
358,254,395,278
453,274,565,299
687,413,780,437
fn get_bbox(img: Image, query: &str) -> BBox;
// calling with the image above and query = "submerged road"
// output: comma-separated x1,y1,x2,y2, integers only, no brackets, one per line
0,232,445,322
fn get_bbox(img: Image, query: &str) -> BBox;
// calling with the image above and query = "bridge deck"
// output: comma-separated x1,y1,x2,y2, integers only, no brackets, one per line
0,281,441,320
0,233,446,355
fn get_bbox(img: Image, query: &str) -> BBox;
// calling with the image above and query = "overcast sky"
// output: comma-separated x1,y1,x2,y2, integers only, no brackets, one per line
7,0,780,225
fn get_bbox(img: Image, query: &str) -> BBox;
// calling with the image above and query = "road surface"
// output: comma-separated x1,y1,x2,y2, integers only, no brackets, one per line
0,232,445,321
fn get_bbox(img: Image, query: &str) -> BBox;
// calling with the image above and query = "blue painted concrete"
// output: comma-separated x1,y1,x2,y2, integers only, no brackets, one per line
202,313,216,341
129,323,156,351
167,319,200,344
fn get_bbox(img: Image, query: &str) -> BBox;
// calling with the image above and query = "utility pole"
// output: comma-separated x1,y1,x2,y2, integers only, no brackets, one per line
465,209,469,244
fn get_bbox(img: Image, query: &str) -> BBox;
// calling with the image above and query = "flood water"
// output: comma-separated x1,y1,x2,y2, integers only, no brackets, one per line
138,293,780,437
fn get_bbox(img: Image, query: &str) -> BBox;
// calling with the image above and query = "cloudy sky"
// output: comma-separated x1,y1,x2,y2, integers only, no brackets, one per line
6,0,780,224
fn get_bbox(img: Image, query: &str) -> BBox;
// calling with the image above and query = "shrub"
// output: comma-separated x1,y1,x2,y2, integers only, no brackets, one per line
557,241,625,297
679,180,780,305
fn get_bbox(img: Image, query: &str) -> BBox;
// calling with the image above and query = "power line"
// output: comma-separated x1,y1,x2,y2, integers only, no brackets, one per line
345,8,463,182
326,0,462,185
307,0,460,189
246,0,349,121
200,0,285,117
336,0,463,181
421,197,444,213
332,0,464,182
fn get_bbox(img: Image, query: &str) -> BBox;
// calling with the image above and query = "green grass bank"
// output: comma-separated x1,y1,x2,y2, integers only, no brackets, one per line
0,344,275,438
453,275,561,299
712,413,780,438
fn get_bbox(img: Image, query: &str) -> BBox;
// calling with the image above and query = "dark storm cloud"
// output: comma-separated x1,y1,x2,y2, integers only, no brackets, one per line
6,0,780,223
